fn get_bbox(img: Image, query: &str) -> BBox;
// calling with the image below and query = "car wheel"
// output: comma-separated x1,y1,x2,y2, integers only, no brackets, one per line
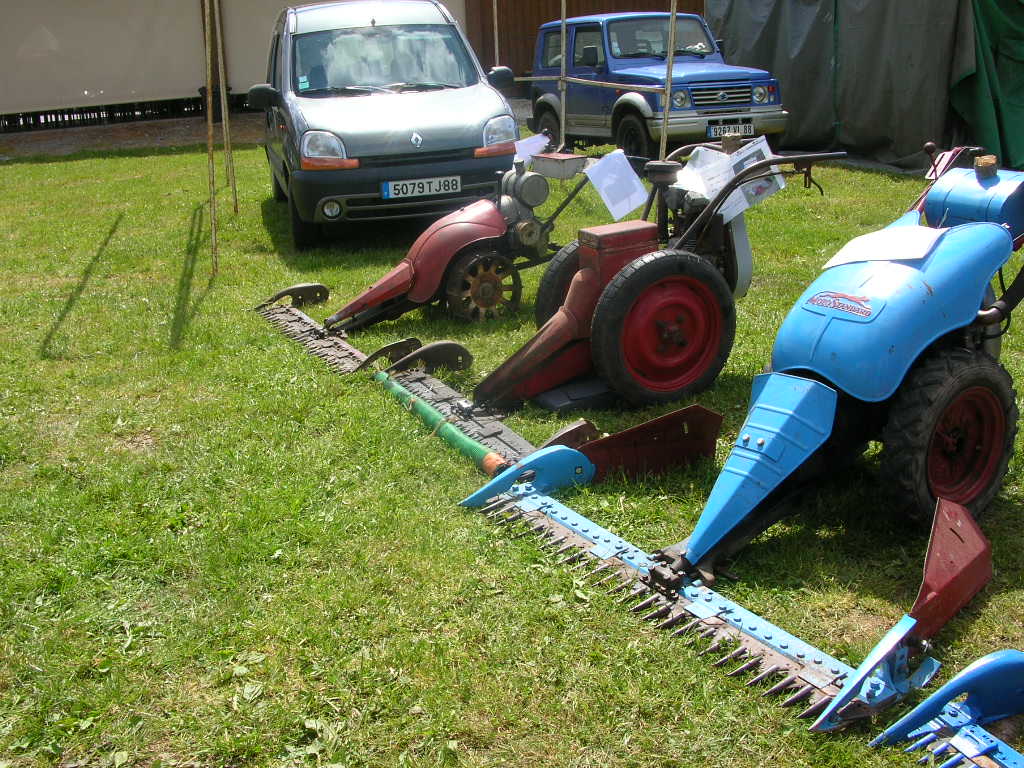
537,109,562,151
271,169,287,202
534,239,580,327
445,249,522,321
590,250,735,405
615,112,656,160
880,348,1018,521
288,189,320,250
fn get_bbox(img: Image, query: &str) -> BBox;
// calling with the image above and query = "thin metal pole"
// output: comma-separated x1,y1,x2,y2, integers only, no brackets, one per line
203,0,218,272
659,0,678,161
213,0,238,215
558,0,567,151
492,0,500,67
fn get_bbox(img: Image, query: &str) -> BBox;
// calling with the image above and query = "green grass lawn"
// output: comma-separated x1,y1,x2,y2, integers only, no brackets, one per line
1,143,1021,768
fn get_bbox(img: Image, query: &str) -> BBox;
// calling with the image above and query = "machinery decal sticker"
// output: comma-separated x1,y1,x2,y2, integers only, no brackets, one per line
806,291,873,317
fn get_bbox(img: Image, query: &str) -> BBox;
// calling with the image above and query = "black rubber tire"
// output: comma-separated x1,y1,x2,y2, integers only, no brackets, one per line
534,239,581,327
445,249,523,321
288,187,319,250
880,348,1018,522
591,250,736,405
272,169,288,201
536,108,561,151
615,112,656,160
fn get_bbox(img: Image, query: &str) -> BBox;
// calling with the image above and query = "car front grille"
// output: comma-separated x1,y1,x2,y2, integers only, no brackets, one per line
690,85,753,108
358,148,476,168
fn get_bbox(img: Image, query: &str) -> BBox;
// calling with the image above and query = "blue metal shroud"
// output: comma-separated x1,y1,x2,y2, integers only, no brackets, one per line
772,220,1012,402
872,649,1024,767
683,372,838,567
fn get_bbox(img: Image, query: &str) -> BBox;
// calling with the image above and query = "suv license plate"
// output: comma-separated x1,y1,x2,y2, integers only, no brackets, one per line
382,176,461,199
707,124,755,138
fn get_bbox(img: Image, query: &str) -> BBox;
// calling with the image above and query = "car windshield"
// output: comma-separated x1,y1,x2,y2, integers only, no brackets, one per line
292,24,478,94
607,17,714,59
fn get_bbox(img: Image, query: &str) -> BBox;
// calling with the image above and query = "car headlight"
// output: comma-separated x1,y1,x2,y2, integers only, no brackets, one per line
482,114,518,146
752,85,770,104
671,90,690,109
300,130,359,170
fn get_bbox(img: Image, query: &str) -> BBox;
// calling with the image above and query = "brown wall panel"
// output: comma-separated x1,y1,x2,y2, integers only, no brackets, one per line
466,1,705,76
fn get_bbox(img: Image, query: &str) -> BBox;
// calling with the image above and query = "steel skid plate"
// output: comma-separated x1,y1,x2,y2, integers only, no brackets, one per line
256,301,535,461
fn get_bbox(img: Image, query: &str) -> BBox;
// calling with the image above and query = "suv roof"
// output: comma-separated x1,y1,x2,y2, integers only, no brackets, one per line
290,0,451,35
538,11,702,30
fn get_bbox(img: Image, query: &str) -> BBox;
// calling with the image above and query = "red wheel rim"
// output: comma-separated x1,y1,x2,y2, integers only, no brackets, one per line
621,275,722,392
927,385,1006,503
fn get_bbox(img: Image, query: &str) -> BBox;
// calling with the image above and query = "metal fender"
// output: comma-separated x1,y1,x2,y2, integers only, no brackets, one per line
683,373,837,567
612,92,655,122
406,199,507,303
535,92,562,120
325,261,415,326
772,221,1012,402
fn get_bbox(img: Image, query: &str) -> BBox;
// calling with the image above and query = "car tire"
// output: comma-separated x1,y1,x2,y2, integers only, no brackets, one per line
537,109,562,151
534,239,580,327
288,188,320,250
615,112,656,160
271,169,287,202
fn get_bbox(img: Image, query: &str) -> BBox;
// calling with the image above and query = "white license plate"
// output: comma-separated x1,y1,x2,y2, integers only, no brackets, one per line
382,176,461,199
707,123,755,138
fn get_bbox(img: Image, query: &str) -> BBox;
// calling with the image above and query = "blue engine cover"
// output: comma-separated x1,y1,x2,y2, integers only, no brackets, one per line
771,220,1012,402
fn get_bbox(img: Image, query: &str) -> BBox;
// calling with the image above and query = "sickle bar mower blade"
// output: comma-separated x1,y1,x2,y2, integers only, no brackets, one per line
909,498,993,641
871,650,1024,767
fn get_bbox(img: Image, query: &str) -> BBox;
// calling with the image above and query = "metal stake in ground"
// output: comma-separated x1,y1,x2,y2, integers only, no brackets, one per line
202,0,219,273
213,0,238,216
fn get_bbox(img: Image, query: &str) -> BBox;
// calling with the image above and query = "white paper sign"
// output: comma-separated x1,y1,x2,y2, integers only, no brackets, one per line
514,134,550,167
584,149,648,221
672,136,785,222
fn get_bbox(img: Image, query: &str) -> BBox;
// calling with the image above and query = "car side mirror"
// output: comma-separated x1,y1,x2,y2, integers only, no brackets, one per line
580,45,599,68
247,83,281,110
487,66,514,90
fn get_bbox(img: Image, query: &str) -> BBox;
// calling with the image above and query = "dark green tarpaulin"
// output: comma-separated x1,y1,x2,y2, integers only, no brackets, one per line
706,0,1024,169
951,0,1024,170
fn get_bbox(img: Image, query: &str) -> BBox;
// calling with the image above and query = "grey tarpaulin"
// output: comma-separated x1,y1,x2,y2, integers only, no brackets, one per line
705,0,975,168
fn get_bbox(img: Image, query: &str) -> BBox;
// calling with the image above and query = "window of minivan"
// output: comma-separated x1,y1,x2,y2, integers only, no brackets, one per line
607,17,713,58
292,24,478,94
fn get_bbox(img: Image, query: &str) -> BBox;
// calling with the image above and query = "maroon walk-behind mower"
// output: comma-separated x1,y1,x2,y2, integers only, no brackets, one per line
263,152,619,334
474,149,845,411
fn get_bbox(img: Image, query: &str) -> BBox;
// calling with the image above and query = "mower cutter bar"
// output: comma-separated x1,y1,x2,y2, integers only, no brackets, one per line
256,301,535,460
463,483,863,723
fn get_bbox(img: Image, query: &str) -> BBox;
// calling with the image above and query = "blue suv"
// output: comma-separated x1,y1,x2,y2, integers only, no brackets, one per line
527,12,788,156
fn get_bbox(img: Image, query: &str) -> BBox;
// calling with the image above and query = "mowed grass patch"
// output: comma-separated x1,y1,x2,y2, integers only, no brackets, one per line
1,144,1021,768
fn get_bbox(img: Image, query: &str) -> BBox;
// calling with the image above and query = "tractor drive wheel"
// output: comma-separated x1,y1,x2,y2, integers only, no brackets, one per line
445,250,523,321
615,112,656,159
534,239,580,327
881,348,1018,521
591,250,736,405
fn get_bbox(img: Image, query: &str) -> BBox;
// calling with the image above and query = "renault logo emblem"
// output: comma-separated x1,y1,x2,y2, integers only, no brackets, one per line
410,131,423,147
716,91,729,101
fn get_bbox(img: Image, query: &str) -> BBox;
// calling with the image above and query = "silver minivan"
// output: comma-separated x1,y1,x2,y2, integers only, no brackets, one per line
248,0,518,248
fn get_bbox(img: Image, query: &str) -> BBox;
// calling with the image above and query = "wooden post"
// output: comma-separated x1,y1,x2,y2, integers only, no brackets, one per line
659,0,678,161
213,0,238,215
203,0,219,272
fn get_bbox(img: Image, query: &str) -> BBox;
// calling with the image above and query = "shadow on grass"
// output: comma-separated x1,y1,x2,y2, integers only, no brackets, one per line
39,212,123,359
259,197,431,270
170,204,216,349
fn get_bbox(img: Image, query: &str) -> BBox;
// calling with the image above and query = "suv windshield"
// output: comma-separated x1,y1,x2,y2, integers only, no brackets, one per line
607,17,714,59
292,24,479,94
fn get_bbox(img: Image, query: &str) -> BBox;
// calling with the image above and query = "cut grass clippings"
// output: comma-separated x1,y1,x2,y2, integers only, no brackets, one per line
0,142,1022,768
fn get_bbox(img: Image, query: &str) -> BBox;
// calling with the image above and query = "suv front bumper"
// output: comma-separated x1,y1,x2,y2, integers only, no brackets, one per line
647,107,789,141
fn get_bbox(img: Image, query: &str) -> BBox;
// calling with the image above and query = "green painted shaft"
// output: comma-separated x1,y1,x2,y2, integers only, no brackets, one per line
372,371,505,474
